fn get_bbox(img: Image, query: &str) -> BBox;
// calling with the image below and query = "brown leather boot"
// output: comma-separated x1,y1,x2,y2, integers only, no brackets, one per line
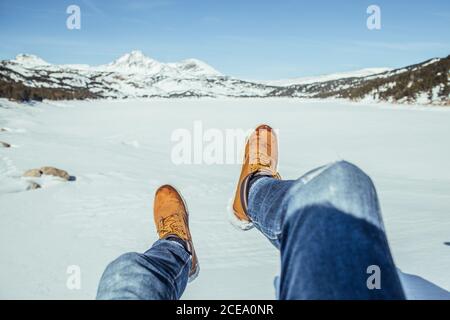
154,185,199,281
231,124,281,230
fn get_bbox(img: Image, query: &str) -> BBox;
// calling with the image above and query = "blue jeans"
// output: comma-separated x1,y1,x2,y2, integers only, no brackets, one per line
97,161,405,300
97,240,191,299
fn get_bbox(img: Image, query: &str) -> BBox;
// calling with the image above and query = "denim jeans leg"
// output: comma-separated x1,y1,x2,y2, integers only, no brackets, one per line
96,239,191,300
248,161,405,299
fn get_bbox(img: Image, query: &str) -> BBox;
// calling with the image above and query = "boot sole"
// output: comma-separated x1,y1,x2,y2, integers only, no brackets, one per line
227,196,254,231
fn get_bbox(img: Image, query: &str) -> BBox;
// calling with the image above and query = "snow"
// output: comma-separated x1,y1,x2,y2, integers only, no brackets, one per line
261,68,391,86
0,98,449,300
2,54,447,105
98,50,168,75
168,58,222,77
6,51,222,81
13,54,49,67
96,50,222,77
421,58,440,68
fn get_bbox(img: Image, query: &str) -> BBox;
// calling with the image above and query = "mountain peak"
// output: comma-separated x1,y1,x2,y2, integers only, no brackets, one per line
100,50,221,76
14,54,49,66
117,50,149,62
129,50,144,56
107,50,160,71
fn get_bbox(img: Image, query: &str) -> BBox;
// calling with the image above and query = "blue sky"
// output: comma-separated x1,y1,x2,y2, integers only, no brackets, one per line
0,0,449,79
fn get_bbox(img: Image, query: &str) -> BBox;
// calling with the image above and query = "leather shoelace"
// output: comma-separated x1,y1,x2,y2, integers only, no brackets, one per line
158,213,187,239
249,152,272,170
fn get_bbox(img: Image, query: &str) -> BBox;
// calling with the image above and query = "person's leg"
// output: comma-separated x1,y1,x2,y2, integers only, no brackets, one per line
96,185,199,300
248,160,405,299
247,164,329,247
97,239,191,300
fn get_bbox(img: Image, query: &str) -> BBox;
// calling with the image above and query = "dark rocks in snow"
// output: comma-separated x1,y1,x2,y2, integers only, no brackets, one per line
0,141,11,148
26,181,41,190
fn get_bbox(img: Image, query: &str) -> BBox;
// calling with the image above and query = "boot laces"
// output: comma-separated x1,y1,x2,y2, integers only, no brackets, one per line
249,151,273,171
158,214,187,239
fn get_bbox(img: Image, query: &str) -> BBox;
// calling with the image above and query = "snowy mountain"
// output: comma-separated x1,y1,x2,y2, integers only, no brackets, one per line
168,58,222,77
0,51,272,100
270,56,450,105
13,54,50,67
99,50,165,74
99,51,164,74
262,68,392,86
0,51,448,105
94,50,222,77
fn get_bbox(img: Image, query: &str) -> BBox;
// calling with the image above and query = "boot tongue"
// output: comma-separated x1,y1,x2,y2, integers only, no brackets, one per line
258,154,271,166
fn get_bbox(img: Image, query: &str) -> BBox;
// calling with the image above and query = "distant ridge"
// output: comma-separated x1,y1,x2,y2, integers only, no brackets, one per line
0,51,448,105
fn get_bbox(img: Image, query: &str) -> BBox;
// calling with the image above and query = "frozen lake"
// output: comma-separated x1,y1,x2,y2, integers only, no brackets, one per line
0,98,449,299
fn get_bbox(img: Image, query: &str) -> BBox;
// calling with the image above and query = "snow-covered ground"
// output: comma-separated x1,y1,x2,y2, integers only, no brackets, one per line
0,98,449,300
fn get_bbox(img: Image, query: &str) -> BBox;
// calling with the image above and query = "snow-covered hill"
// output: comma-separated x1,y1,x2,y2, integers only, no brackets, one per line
0,51,273,99
95,50,222,77
13,54,50,67
261,68,392,86
270,56,450,105
0,51,448,105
